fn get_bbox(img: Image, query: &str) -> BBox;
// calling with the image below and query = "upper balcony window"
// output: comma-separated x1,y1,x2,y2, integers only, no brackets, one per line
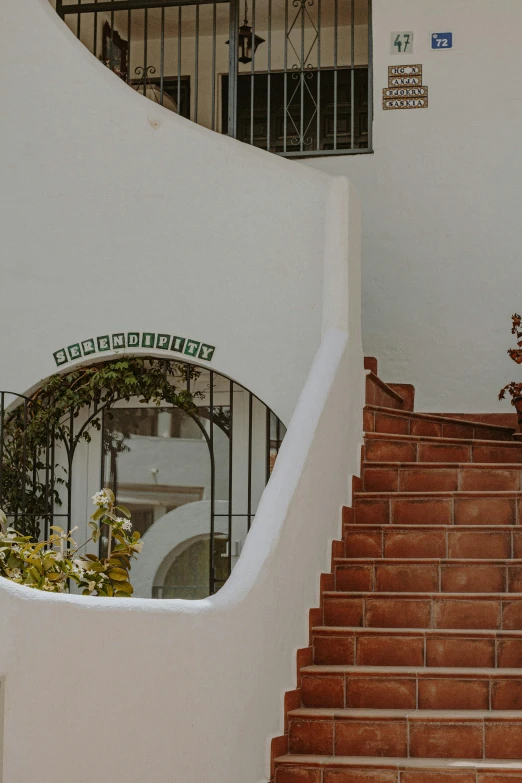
53,0,372,157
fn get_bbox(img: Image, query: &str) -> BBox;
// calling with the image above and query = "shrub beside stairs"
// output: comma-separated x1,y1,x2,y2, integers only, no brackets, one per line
271,357,522,782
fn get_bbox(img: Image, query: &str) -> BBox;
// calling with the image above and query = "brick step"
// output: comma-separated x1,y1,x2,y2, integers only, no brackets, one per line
364,432,522,464
343,524,522,560
300,665,522,711
322,591,522,630
364,406,515,442
274,754,522,782
353,492,522,527
366,373,405,411
286,707,522,760
333,558,522,594
312,626,522,668
364,462,522,493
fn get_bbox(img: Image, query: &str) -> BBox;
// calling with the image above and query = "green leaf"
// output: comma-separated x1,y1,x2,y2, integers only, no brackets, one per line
115,505,131,519
108,568,128,582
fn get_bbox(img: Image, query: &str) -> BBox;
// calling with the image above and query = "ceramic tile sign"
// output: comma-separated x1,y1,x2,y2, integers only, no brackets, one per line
431,32,453,50
388,64,422,79
383,65,428,110
390,32,414,55
53,332,216,367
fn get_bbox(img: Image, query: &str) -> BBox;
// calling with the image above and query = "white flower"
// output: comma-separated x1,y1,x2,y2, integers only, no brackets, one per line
122,520,132,532
87,581,96,593
92,490,112,507
86,570,97,576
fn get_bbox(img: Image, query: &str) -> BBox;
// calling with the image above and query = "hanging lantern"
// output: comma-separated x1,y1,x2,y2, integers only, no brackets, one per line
227,0,265,64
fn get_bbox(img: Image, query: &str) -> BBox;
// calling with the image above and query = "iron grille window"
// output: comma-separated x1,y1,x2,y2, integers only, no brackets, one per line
53,0,372,157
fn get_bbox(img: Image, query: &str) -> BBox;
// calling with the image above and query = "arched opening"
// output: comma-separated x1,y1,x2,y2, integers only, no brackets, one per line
0,358,286,598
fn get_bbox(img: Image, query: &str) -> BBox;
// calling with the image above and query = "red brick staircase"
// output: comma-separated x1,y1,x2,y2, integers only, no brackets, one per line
271,358,522,783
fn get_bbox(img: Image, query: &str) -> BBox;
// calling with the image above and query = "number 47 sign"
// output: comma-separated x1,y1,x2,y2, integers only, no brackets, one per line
391,32,413,54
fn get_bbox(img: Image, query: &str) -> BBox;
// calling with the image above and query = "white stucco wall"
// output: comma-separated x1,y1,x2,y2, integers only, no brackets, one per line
0,167,364,782
306,0,522,413
1,0,336,426
1,0,365,779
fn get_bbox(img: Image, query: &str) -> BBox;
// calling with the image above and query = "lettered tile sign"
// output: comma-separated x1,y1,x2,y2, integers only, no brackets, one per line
391,32,414,55
388,65,422,78
53,331,216,367
384,65,428,110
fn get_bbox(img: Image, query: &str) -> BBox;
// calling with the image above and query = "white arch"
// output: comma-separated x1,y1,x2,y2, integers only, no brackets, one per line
131,500,230,598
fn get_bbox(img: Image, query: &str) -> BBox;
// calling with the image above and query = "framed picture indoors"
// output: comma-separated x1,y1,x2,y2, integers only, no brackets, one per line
101,21,128,81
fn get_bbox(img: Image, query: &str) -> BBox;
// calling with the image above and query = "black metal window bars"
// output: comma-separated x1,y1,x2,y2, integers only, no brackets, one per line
54,0,372,156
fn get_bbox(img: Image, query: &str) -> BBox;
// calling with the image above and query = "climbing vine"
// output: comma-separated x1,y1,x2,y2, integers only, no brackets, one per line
0,357,202,539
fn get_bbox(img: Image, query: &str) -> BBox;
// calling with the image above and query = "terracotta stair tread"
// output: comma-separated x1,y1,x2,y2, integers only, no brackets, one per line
313,626,522,637
323,590,522,599
343,524,522,560
288,707,522,719
275,753,522,770
365,461,522,469
335,557,522,564
365,432,522,447
365,404,516,437
355,490,522,497
362,462,522,491
345,523,522,529
300,665,522,676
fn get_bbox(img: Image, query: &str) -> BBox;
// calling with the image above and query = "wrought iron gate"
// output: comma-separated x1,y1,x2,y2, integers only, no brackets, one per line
0,362,285,597
53,0,372,156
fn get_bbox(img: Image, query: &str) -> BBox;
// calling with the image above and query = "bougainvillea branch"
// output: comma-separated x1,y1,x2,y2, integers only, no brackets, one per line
499,314,522,403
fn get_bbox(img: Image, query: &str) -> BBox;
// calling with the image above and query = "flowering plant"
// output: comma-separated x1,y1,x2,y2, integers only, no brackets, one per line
499,313,522,403
0,488,142,596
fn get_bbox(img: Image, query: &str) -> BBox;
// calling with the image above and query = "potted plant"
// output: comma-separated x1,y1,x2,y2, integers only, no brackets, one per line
499,313,522,429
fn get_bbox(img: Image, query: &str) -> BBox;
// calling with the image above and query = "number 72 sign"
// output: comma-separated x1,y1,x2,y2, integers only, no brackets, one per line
431,32,453,49
391,32,414,55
